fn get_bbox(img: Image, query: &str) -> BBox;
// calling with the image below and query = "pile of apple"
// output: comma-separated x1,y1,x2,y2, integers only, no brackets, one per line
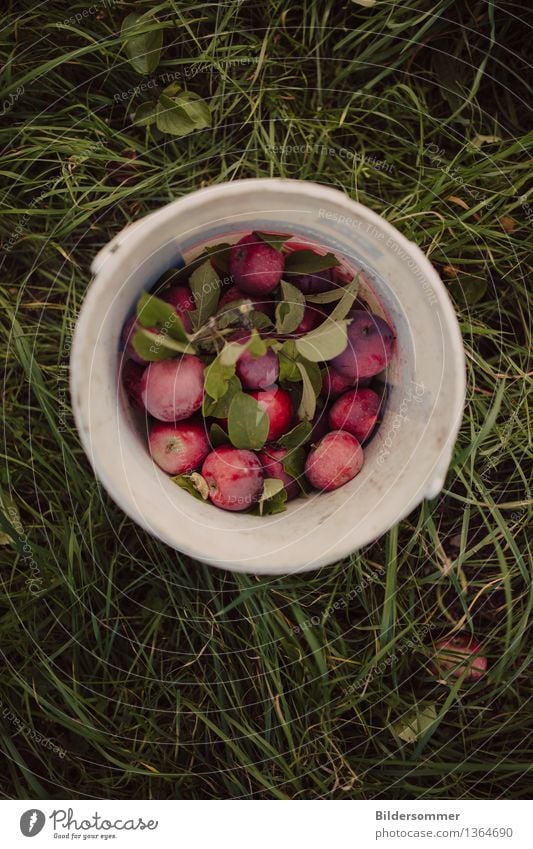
120,231,395,514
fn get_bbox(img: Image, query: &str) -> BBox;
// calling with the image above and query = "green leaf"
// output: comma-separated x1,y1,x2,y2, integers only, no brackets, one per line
391,704,437,744
218,330,266,367
250,479,288,515
121,13,163,76
204,359,235,400
218,341,246,368
305,288,345,304
249,311,274,331
285,249,340,275
275,280,306,334
300,359,322,396
278,420,312,451
216,299,273,335
328,277,360,321
209,423,230,448
278,340,301,382
178,91,212,128
136,291,189,341
161,81,182,98
296,362,317,420
281,445,307,483
188,260,221,328
295,320,349,362
204,243,232,275
155,95,195,136
216,295,252,318
258,479,285,515
132,327,194,361
203,375,242,418
156,91,211,137
255,231,290,252
172,473,209,501
448,276,488,306
246,329,268,358
227,392,269,450
134,101,157,127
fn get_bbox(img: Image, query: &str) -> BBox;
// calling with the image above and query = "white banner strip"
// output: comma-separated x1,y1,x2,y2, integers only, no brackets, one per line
1,799,530,848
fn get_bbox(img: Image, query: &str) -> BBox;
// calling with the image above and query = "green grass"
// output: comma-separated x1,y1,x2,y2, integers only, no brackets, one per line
0,0,531,799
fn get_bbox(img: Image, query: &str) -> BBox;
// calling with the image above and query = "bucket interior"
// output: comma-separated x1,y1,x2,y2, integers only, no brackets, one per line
75,180,464,572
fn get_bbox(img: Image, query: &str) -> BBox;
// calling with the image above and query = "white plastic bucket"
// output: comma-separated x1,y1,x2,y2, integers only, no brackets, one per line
70,178,465,575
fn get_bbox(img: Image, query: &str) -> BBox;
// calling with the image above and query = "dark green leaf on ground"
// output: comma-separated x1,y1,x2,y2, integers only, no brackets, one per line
156,92,211,137
121,13,163,76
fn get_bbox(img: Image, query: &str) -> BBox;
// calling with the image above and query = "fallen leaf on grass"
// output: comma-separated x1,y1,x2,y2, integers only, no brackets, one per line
391,704,437,743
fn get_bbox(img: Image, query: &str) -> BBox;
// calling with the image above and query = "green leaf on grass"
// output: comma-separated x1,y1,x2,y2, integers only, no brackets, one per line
228,392,269,450
136,290,189,341
161,81,181,98
295,320,349,362
172,472,209,501
448,276,488,306
296,362,317,420
178,90,212,127
134,101,157,127
121,13,163,76
156,92,211,137
188,260,221,328
255,231,290,252
285,249,340,274
275,280,306,334
391,704,437,744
